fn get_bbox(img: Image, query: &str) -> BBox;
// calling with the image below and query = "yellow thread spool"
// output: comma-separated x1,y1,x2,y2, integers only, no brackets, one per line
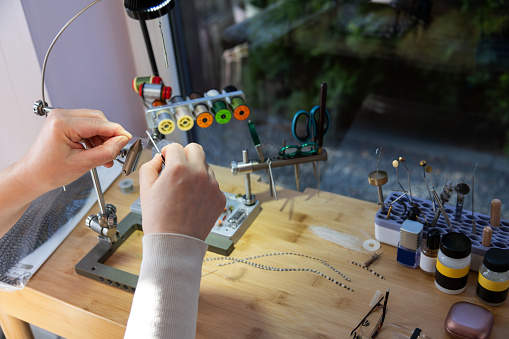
174,106,194,131
156,110,175,135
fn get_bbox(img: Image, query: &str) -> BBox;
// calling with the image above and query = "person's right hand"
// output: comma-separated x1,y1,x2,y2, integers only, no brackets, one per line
139,143,225,241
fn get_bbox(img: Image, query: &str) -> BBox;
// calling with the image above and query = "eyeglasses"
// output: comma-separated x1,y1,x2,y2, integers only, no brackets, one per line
279,142,318,158
350,289,390,339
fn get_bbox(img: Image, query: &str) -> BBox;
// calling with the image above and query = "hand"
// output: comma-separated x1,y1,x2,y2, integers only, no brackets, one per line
139,143,226,241
13,109,132,195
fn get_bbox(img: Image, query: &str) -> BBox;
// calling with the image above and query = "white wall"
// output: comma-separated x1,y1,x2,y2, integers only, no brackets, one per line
0,0,46,168
0,0,185,169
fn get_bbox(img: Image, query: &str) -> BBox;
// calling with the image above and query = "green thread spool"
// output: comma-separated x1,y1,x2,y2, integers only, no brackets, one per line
206,89,231,124
132,75,162,93
212,100,231,124
223,85,249,120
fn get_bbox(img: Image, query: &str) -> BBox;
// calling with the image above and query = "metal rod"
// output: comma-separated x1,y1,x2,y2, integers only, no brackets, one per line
232,150,328,175
146,130,165,164
241,149,256,205
41,0,103,113
90,168,106,215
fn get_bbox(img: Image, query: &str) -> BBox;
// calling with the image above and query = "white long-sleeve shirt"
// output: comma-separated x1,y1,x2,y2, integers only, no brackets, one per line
124,233,207,339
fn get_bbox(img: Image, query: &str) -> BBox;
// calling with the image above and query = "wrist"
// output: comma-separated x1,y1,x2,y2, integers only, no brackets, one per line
11,159,49,198
142,219,208,241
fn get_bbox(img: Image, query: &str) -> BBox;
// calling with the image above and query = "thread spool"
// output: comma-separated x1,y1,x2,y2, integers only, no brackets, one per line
491,199,501,227
156,110,175,135
206,89,231,124
152,99,166,107
223,85,250,120
139,83,172,100
189,92,214,128
194,104,213,128
174,106,194,131
483,226,493,247
119,179,134,194
132,75,162,93
171,96,194,131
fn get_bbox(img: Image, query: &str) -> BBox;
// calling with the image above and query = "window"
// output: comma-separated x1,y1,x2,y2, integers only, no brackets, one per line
173,0,509,219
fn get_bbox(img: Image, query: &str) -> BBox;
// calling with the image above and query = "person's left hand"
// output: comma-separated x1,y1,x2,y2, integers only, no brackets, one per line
13,109,132,196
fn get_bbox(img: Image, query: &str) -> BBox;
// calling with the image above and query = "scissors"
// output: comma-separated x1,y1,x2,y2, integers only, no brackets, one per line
291,105,330,143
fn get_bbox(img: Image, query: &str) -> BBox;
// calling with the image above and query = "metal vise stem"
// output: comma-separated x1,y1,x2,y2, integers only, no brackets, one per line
90,168,106,215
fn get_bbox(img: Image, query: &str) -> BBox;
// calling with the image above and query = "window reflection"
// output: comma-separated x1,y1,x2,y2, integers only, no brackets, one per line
178,0,509,217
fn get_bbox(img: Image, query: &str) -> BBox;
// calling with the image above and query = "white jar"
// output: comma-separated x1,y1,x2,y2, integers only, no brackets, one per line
435,232,472,294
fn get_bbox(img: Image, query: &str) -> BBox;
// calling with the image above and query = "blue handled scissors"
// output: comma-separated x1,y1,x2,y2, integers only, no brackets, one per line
291,105,330,143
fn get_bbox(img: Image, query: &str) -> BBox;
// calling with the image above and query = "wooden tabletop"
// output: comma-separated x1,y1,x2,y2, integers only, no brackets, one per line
0,152,507,339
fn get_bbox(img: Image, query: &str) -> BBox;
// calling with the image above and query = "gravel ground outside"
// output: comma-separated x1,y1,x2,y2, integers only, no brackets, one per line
197,110,509,220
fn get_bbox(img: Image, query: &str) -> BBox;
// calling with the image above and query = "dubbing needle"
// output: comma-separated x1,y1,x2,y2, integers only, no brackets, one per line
267,159,278,200
472,163,478,234
146,130,165,165
158,20,169,68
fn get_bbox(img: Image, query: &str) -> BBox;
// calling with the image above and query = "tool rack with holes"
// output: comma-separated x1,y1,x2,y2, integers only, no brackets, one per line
145,90,249,135
374,192,509,271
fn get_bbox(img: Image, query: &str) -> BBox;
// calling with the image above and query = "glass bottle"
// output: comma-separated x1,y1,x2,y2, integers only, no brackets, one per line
476,248,509,306
420,229,441,274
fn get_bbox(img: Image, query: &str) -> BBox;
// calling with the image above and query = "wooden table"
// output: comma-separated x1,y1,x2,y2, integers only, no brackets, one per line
0,154,507,338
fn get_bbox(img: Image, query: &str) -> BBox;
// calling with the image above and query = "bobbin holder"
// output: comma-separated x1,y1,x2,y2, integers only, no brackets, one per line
145,90,247,132
374,192,509,271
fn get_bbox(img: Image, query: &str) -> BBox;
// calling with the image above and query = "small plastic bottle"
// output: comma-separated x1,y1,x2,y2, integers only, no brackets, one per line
435,232,471,294
476,248,509,306
420,229,441,274
397,220,423,268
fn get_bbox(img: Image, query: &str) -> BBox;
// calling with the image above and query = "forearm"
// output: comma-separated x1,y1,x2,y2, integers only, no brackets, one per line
0,163,43,238
125,233,208,339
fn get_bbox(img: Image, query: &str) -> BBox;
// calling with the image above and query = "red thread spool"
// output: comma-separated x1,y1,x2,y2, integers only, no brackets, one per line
139,83,172,100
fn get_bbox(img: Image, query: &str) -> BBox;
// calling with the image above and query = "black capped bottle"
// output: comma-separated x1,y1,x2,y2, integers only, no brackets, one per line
435,232,471,294
476,248,509,306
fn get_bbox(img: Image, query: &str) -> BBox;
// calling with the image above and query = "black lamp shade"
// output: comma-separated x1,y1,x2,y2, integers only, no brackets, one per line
124,0,175,20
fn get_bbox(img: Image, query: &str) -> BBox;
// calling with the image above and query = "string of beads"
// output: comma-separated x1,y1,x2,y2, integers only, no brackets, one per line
204,252,354,292
215,252,351,281
349,261,386,280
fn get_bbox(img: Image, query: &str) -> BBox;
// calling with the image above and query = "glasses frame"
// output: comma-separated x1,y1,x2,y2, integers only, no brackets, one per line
350,289,390,339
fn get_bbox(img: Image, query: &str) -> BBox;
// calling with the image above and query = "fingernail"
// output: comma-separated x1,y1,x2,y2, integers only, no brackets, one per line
117,136,129,147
